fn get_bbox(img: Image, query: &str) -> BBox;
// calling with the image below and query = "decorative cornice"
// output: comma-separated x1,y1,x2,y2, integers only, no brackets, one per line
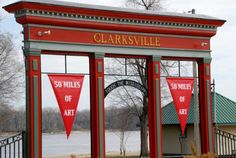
15,9,217,31
203,57,212,64
94,52,105,59
152,56,161,62
23,46,41,56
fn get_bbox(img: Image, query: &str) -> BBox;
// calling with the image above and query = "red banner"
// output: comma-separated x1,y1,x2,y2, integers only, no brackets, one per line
48,74,84,138
166,77,194,135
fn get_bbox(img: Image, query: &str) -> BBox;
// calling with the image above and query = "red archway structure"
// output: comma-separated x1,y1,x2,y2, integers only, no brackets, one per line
4,1,225,158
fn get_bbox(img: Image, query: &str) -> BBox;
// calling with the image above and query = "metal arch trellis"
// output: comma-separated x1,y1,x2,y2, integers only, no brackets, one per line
104,79,148,98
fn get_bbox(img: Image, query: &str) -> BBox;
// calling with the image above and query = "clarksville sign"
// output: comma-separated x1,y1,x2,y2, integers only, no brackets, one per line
93,32,160,47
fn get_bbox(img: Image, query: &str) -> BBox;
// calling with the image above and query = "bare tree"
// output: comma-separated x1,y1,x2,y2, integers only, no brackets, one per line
126,0,163,10
107,1,170,156
123,1,165,155
128,59,149,157
0,16,24,132
116,107,132,156
105,58,149,156
0,31,24,105
106,106,132,156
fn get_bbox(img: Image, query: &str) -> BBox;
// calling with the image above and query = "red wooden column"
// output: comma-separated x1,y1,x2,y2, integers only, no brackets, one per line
148,56,163,158
198,58,215,154
89,53,106,158
24,49,42,158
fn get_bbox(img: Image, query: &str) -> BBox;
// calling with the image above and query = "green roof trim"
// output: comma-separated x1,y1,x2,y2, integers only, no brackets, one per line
162,92,236,125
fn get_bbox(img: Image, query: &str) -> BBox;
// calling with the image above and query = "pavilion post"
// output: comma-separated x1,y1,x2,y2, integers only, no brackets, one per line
24,49,42,158
89,53,106,158
198,58,215,154
148,56,163,158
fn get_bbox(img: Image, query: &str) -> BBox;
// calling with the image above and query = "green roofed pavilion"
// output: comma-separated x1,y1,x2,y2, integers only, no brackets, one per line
162,92,236,125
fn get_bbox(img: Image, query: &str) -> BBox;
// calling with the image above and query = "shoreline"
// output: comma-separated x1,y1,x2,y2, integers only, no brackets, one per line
44,152,139,158
42,130,139,134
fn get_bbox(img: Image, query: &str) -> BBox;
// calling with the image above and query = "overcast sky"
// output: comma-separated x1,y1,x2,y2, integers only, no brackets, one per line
1,0,236,105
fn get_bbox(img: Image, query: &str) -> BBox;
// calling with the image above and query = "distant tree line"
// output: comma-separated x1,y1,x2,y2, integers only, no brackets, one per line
0,105,25,132
0,106,139,133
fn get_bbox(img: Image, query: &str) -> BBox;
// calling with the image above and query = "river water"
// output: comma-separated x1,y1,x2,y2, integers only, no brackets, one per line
43,131,140,157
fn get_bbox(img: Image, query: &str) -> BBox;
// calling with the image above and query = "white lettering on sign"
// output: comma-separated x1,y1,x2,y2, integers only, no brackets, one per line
54,81,62,88
63,81,81,88
170,83,191,90
179,96,185,102
53,81,81,88
64,109,75,116
179,109,187,115
171,83,177,90
65,95,72,102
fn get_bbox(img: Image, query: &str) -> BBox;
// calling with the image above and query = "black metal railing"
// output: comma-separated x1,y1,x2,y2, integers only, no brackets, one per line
0,131,25,158
215,127,236,157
